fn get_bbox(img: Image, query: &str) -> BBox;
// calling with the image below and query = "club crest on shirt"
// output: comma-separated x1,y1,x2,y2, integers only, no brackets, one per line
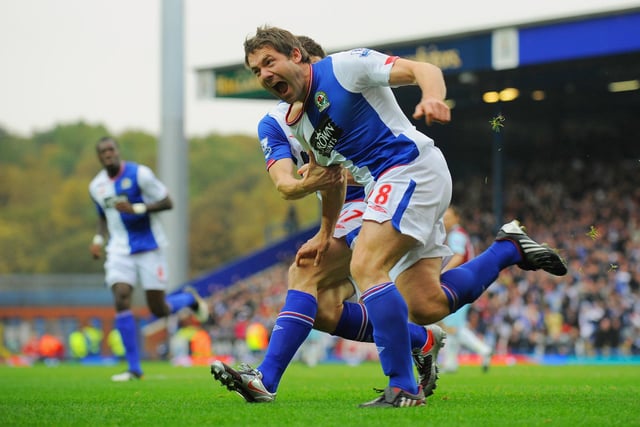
310,115,342,156
314,91,330,112
121,178,132,190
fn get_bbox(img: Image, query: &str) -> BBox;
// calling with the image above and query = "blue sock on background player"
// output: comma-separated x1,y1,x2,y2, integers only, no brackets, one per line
115,310,142,376
332,301,430,349
165,292,196,314
332,301,372,342
440,240,521,312
258,289,317,393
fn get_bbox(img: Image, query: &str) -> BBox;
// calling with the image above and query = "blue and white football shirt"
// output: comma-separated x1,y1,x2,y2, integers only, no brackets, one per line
288,48,437,197
89,161,169,255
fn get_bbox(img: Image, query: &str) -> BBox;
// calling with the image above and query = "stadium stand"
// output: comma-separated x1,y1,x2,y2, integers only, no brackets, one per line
3,9,639,364
201,153,640,364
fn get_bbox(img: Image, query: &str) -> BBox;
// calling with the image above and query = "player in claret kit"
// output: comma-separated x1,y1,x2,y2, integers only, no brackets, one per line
439,205,493,373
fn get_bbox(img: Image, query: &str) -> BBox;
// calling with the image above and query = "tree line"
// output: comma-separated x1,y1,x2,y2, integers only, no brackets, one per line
0,122,319,276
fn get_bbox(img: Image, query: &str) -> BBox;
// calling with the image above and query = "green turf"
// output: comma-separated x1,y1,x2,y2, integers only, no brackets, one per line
1,361,639,426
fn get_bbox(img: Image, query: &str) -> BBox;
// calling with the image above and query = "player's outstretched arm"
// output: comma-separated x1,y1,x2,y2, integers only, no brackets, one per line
389,58,451,126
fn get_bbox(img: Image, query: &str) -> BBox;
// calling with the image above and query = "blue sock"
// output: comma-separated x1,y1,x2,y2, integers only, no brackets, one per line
332,302,427,349
115,310,142,375
331,302,374,342
408,323,428,350
362,282,417,394
441,240,521,312
258,290,317,393
165,292,195,314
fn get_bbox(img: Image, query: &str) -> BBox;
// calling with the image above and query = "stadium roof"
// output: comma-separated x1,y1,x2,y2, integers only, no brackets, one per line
195,8,640,177
195,9,640,102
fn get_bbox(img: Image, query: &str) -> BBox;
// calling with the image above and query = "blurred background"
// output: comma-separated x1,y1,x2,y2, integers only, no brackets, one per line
1,0,639,368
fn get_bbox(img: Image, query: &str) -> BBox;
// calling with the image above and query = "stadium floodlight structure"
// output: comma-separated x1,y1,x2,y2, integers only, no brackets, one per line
159,0,188,290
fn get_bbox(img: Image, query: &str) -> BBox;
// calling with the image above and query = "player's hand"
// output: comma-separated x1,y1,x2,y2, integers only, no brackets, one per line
297,151,344,191
89,244,102,260
295,233,330,267
413,97,451,125
114,200,134,213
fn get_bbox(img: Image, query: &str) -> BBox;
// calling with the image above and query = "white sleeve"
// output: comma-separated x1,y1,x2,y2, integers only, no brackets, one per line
137,165,169,202
332,49,395,92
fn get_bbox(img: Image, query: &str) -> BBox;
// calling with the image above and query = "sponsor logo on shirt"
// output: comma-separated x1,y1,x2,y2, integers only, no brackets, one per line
310,115,342,156
104,195,128,208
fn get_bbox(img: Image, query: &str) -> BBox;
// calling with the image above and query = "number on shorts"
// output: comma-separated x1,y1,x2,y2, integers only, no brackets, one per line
373,184,393,205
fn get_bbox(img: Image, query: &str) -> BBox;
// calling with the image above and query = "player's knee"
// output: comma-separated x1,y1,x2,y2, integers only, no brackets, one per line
287,262,318,293
350,255,374,287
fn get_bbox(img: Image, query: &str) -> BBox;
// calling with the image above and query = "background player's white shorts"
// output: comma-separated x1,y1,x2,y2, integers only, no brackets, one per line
362,145,453,280
333,200,366,302
104,249,169,291
333,200,366,249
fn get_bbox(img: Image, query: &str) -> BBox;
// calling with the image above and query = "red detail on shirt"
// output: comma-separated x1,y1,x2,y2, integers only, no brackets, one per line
266,159,276,170
385,56,399,65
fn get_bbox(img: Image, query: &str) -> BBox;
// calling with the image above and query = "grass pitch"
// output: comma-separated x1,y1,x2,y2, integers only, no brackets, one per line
1,361,639,426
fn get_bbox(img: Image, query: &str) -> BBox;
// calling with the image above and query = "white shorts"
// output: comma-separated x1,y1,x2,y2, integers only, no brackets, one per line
104,249,169,291
333,200,366,249
332,200,366,302
363,145,453,279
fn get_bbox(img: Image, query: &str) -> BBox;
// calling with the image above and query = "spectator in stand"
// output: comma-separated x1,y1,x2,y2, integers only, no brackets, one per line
439,205,493,372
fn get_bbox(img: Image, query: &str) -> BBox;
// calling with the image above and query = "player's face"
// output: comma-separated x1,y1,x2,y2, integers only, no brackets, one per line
96,141,121,172
247,45,307,104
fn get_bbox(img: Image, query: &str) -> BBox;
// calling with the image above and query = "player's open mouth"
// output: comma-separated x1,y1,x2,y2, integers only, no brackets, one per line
274,81,288,95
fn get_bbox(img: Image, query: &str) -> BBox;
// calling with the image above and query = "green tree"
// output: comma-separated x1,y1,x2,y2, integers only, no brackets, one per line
0,122,321,275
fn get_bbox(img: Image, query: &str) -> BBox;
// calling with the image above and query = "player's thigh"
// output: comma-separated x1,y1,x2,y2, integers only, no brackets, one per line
105,253,137,288
288,237,352,294
136,249,169,291
351,220,416,288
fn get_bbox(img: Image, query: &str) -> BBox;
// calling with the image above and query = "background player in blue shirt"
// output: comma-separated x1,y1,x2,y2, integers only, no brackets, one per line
89,136,208,381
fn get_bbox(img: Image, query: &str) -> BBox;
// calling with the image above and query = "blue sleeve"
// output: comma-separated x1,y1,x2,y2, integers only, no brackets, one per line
258,114,297,169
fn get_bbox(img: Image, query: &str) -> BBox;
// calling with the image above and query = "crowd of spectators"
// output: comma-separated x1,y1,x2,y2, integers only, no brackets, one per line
204,156,640,360
3,156,638,364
